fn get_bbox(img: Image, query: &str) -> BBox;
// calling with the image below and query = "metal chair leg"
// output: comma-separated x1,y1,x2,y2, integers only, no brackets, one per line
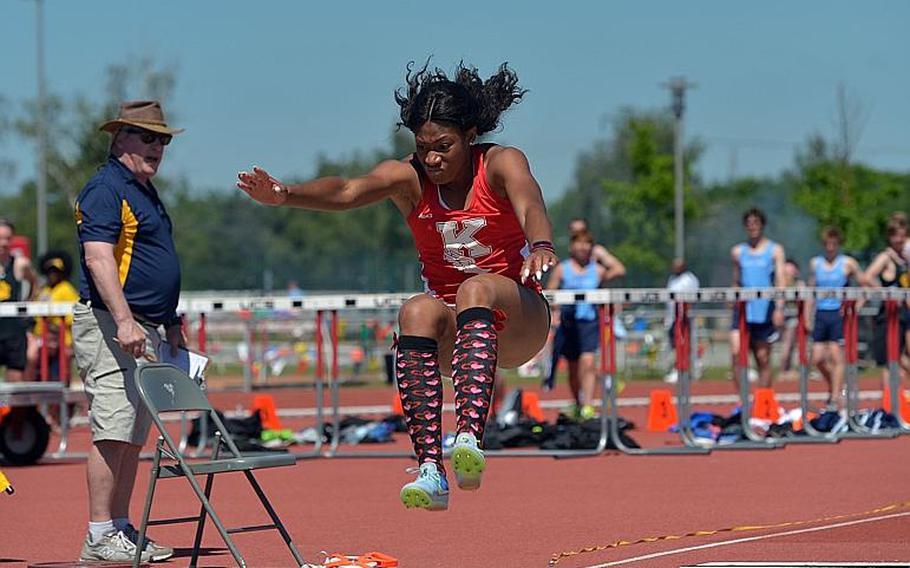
243,471,307,566
135,440,163,568
173,456,247,567
189,472,215,568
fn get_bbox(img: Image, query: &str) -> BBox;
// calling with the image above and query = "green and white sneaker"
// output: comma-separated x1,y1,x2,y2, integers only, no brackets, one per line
579,404,597,420
451,432,486,491
123,523,175,562
400,462,449,511
80,530,152,563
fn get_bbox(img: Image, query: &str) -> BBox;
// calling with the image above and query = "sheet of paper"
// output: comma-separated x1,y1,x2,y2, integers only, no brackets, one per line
156,341,209,381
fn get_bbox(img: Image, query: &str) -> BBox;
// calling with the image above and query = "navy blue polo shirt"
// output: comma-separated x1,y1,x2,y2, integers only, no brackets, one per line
75,157,181,325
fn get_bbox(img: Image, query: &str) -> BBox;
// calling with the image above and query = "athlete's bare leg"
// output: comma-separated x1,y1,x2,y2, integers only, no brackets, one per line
397,294,456,370
812,342,832,390
730,330,742,392
578,352,597,407
566,359,581,406
753,341,773,388
828,343,845,408
779,324,797,374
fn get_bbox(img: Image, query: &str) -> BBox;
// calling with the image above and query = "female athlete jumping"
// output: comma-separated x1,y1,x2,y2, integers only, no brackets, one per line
238,62,556,511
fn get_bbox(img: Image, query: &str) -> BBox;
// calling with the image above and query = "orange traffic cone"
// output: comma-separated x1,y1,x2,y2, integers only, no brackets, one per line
883,386,910,422
646,389,678,432
792,410,818,432
521,391,545,422
392,391,404,416
752,388,781,422
251,394,283,431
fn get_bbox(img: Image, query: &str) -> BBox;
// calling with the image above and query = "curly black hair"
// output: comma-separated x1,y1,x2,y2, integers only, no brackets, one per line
395,60,527,135
38,249,73,279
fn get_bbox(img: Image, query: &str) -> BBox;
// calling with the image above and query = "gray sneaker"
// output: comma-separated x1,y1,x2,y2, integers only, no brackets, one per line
451,432,486,491
80,530,152,562
123,523,175,562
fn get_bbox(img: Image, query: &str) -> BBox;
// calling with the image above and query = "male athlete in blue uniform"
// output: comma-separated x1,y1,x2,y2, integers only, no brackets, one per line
730,208,786,390
806,227,864,411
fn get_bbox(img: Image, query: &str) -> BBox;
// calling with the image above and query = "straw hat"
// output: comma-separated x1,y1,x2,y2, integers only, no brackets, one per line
99,100,184,135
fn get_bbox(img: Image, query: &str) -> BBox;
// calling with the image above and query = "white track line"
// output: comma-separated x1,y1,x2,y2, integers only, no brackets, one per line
67,389,888,426
581,510,910,568
269,389,885,418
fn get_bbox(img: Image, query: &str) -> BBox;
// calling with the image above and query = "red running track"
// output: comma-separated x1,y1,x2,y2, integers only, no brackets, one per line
1,380,908,567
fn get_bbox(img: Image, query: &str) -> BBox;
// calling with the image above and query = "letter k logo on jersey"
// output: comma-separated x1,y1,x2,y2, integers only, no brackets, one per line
436,218,492,274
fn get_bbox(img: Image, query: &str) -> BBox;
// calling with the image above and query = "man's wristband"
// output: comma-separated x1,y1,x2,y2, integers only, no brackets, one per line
165,315,183,328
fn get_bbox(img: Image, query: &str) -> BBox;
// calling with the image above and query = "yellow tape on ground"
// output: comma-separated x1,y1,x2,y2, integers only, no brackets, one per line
0,470,13,495
548,500,910,567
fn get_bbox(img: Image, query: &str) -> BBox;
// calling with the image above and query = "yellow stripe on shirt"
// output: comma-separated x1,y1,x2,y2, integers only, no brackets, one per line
114,200,138,286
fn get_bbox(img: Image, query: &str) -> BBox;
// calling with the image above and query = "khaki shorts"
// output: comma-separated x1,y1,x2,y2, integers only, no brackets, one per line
72,303,161,445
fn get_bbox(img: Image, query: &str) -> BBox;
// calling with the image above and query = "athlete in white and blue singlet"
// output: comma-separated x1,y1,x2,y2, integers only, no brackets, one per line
546,230,609,419
806,226,864,411
730,208,787,390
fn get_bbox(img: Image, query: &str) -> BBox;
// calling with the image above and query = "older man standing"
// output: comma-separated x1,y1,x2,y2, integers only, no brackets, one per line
73,101,183,562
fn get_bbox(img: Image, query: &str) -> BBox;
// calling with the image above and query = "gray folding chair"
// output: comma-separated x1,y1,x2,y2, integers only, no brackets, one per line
132,363,306,568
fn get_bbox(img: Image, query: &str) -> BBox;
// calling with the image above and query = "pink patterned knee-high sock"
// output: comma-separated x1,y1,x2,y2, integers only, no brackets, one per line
452,307,498,445
395,335,444,470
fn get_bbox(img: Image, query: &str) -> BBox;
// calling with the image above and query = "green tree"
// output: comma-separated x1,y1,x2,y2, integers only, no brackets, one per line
171,129,419,292
790,134,909,255
2,59,176,263
691,176,818,285
551,108,704,286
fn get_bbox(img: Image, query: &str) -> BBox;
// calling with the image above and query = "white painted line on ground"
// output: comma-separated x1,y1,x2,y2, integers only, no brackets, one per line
66,389,887,425
270,389,884,418
581,510,910,568
682,563,910,567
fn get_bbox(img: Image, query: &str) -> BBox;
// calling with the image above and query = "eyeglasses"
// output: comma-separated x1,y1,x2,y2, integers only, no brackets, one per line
122,127,172,146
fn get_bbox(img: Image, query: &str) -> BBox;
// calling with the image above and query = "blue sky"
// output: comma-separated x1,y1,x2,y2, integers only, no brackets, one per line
1,1,908,201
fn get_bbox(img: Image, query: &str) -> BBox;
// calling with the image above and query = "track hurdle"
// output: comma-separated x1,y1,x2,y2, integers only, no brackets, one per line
884,298,910,433
794,298,839,442
836,298,898,439
753,296,835,446
3,286,909,465
729,298,785,449
604,294,711,455
493,290,613,458
291,309,330,459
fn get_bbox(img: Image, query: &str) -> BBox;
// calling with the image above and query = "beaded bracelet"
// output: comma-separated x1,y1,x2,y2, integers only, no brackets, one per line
530,240,556,252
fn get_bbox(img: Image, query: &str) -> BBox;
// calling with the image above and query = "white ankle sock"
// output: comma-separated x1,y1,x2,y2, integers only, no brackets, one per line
88,519,115,543
113,517,130,532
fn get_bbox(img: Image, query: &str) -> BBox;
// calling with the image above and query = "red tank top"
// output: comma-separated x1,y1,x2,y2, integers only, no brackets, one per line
407,145,534,304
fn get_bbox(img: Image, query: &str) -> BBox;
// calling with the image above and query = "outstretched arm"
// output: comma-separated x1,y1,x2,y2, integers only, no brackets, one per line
596,246,626,282
862,252,888,287
237,159,417,212
486,146,557,282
